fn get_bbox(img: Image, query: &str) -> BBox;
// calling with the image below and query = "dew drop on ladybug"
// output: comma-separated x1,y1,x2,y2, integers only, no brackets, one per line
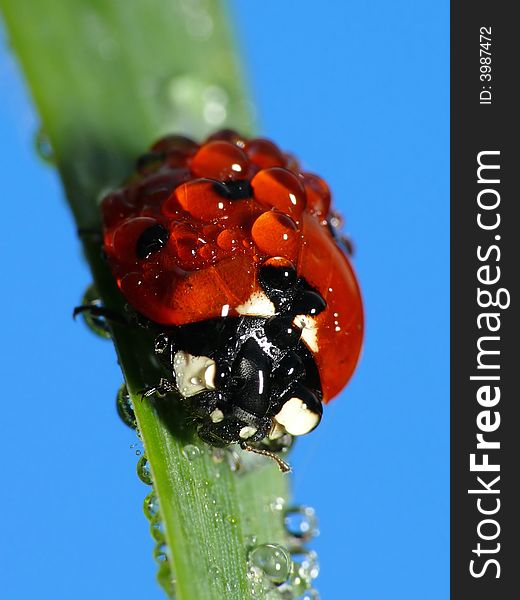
101,130,364,470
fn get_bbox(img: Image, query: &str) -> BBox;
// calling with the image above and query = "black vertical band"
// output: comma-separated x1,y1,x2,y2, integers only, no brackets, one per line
451,2,519,597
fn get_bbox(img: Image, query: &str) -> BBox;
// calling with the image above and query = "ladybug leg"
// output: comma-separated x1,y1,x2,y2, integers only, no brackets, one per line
141,377,177,399
183,390,223,419
73,304,128,325
74,302,161,334
122,306,162,331
197,419,242,448
153,332,177,357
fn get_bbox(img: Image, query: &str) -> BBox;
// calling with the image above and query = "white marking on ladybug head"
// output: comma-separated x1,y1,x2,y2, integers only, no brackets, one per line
210,408,224,423
273,396,321,436
293,314,319,353
173,351,217,398
236,291,276,317
204,363,216,389
239,425,258,439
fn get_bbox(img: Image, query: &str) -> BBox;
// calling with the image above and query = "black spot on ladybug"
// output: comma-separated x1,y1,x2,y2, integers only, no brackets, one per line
213,180,254,200
259,264,297,293
258,264,327,319
136,224,170,259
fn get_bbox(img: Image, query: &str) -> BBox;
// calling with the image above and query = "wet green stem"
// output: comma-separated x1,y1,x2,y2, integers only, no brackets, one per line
0,1,291,598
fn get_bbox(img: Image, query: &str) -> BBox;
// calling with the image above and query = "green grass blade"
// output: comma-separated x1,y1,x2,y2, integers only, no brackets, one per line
0,2,292,599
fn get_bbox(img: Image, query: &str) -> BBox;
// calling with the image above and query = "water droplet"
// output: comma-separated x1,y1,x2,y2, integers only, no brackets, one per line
211,448,226,464
151,519,165,542
178,0,214,39
34,127,54,163
278,571,307,598
302,551,319,581
182,444,201,461
279,433,295,452
130,441,144,456
162,75,232,136
247,565,265,585
249,543,292,585
226,514,238,526
137,456,153,485
78,284,112,339
266,591,286,600
225,580,238,593
245,534,258,548
157,560,176,597
208,563,222,586
269,496,286,512
292,550,320,583
203,87,227,126
154,542,168,563
248,565,278,597
295,590,320,600
143,492,160,521
82,12,121,62
116,384,136,429
166,75,206,121
284,506,319,542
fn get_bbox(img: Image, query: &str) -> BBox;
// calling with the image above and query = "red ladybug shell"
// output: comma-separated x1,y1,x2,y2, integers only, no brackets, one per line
102,131,363,402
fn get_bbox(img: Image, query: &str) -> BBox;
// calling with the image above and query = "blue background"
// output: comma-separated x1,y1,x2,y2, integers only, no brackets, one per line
0,1,449,598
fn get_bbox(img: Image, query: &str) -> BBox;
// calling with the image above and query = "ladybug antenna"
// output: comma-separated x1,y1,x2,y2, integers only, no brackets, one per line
240,442,291,473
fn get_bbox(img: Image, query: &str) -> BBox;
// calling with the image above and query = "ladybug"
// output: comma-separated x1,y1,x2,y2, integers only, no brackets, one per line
101,130,363,469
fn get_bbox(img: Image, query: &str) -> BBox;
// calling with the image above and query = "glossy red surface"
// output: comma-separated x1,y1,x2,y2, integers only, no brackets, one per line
101,131,363,402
